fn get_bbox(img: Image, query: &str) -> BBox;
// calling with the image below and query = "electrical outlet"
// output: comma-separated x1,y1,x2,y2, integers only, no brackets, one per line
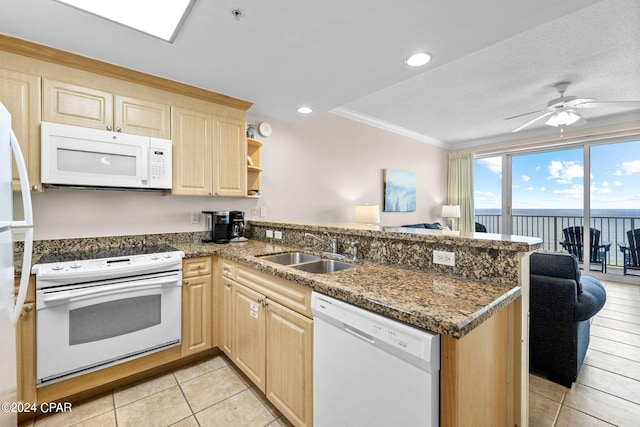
274,231,283,240
190,212,200,224
260,207,267,217
433,250,455,266
266,230,274,238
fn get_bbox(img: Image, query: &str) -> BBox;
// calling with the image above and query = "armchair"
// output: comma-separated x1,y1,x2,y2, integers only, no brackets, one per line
619,228,640,276
560,226,611,272
529,252,606,387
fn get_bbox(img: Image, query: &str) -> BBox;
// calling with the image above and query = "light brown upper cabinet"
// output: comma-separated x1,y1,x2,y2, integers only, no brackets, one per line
43,79,170,139
0,68,43,192
171,107,246,197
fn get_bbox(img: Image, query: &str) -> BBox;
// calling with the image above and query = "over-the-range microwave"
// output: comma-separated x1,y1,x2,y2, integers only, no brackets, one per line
41,121,172,190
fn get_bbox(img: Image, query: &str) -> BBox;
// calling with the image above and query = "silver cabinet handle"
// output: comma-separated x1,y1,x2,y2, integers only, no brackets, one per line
116,127,122,132
24,305,33,313
31,185,38,191
106,125,112,131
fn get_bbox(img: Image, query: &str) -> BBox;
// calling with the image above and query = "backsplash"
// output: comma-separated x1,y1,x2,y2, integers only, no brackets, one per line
15,222,541,286
247,220,542,285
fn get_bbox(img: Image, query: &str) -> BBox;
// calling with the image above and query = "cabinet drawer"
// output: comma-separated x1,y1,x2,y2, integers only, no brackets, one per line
221,259,236,279
183,257,212,278
235,264,312,318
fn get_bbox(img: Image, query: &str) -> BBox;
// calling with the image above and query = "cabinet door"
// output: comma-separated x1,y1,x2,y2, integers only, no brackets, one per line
171,107,213,196
43,79,113,130
266,300,313,427
0,69,42,192
181,274,213,356
115,95,170,139
221,277,234,358
212,116,247,197
233,282,266,392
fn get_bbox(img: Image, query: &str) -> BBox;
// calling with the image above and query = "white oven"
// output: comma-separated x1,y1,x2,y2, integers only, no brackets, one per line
32,249,184,386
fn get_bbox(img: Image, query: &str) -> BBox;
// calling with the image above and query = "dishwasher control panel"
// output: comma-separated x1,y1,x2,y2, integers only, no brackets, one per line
312,292,439,364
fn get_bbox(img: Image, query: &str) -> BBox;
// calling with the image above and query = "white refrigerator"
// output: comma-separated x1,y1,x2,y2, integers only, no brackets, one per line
0,101,34,427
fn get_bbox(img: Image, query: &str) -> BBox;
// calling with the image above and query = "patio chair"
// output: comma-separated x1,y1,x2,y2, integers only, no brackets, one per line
619,228,640,276
560,226,611,273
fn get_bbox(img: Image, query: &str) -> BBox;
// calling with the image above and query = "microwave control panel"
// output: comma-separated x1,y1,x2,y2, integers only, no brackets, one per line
148,138,172,188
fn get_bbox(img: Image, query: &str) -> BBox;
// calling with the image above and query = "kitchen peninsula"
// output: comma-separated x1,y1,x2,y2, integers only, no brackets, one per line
16,221,541,427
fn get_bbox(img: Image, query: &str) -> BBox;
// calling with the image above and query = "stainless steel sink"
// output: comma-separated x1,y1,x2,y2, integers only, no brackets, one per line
257,252,322,265
292,259,358,274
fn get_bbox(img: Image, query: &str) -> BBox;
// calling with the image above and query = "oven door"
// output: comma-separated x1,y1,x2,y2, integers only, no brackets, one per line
36,272,181,385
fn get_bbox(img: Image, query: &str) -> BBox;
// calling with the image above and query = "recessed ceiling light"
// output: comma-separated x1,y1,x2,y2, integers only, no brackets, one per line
55,0,195,43
297,106,313,114
405,52,431,67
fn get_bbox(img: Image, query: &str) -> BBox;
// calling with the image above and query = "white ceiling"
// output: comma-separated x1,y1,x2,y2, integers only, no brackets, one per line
1,0,639,149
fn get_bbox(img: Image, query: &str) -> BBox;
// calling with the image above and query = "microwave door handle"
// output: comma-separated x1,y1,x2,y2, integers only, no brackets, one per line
42,277,178,303
140,147,149,184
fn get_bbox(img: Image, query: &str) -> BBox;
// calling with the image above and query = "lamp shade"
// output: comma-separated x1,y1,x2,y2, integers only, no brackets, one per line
441,205,461,218
354,205,380,224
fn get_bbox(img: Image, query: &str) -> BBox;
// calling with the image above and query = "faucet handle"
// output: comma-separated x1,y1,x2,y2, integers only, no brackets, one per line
349,241,358,260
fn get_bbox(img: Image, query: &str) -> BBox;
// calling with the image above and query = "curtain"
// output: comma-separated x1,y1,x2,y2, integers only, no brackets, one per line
447,152,475,232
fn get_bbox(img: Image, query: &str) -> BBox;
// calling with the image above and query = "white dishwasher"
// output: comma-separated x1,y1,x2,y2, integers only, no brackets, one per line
312,292,440,427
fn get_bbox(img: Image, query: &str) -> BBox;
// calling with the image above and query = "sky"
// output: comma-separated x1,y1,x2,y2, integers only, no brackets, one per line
474,139,640,211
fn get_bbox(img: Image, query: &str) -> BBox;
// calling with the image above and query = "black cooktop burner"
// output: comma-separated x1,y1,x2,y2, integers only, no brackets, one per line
36,244,180,264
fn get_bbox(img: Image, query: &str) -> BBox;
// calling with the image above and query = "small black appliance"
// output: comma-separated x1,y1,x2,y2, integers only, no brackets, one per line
202,211,230,243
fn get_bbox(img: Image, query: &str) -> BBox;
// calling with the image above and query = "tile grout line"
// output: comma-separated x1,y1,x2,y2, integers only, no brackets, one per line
171,370,198,426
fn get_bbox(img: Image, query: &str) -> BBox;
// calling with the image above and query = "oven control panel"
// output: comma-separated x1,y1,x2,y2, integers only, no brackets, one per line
32,251,185,287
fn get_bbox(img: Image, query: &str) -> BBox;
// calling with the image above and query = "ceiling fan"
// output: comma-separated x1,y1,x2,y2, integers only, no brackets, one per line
505,81,640,133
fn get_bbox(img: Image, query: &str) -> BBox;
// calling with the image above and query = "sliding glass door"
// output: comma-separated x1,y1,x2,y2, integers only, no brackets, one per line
474,138,640,281
511,148,584,253
589,140,640,275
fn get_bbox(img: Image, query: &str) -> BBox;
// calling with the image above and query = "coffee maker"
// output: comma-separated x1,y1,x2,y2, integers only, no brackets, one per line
202,211,230,243
228,211,245,242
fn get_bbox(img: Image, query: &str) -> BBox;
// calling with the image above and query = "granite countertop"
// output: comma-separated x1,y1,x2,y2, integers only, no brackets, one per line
173,239,521,339
18,238,522,339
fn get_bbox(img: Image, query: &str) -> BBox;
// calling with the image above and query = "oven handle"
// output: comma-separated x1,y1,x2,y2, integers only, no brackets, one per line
41,277,180,303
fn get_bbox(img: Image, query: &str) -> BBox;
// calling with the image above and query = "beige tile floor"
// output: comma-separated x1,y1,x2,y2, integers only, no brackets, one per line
21,354,293,427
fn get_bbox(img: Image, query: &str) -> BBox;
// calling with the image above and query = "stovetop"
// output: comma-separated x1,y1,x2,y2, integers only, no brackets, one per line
35,244,180,264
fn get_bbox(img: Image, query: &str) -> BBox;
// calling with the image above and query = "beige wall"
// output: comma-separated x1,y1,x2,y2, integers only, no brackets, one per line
24,112,448,240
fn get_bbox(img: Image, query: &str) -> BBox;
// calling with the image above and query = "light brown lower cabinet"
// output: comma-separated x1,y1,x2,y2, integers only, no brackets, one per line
219,260,313,427
181,256,214,356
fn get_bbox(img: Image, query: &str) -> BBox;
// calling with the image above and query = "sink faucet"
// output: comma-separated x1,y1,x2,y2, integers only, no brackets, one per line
304,232,337,253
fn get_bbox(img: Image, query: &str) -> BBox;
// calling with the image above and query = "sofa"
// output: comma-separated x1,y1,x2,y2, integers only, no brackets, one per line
401,222,441,229
529,252,607,387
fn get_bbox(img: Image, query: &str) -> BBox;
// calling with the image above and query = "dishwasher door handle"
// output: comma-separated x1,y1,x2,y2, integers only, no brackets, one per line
343,323,375,344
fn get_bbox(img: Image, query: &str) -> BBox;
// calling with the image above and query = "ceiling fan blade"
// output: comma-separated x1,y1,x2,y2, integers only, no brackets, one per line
577,101,640,109
504,108,549,120
511,111,555,133
565,98,595,106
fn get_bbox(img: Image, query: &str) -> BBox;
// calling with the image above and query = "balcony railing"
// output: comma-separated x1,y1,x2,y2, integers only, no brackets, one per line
475,213,639,273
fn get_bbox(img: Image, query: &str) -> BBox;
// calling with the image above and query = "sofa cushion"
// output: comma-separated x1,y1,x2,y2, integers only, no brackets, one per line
575,275,607,321
531,252,582,293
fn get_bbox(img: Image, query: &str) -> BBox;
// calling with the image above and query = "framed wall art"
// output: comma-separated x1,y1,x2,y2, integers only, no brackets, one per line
383,168,416,212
